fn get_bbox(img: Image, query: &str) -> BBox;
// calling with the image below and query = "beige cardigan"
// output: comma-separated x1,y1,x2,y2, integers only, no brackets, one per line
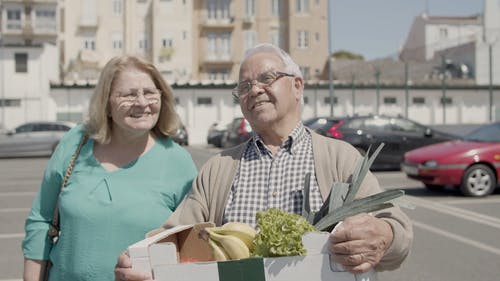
162,129,413,271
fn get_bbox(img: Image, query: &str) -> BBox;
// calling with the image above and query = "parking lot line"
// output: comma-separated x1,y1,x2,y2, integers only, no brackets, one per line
0,233,24,239
413,220,500,256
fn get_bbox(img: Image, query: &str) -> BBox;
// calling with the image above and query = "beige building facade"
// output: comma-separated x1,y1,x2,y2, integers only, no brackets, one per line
60,0,328,82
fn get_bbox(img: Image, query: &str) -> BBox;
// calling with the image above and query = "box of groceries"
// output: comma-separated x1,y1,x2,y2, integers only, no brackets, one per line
127,221,376,281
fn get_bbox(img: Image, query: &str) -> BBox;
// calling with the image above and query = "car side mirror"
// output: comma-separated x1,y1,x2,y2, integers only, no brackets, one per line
424,128,433,137
6,130,15,136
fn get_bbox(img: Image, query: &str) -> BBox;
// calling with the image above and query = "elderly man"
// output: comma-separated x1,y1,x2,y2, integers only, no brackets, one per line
114,43,413,281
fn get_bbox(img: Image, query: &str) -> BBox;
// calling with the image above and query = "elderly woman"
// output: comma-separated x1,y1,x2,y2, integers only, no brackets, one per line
22,55,197,281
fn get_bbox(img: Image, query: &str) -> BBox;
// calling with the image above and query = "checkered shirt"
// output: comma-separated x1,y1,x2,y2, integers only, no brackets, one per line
223,123,324,227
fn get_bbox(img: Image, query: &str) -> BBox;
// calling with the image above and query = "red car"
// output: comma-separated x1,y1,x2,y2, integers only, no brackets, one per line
401,122,500,197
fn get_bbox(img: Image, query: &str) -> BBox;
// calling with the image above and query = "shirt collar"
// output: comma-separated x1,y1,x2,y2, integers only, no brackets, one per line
250,122,306,157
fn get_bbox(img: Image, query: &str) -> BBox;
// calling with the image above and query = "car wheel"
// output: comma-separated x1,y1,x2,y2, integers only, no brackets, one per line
460,164,496,197
424,184,443,191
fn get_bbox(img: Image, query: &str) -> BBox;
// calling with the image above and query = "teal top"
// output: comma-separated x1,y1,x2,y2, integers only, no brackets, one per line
22,125,197,281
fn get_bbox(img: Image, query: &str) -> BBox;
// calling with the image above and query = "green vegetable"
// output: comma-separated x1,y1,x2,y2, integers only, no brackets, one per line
303,143,408,232
252,209,317,257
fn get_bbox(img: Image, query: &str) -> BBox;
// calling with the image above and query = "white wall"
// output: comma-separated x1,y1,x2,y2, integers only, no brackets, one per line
49,85,500,145
0,43,59,129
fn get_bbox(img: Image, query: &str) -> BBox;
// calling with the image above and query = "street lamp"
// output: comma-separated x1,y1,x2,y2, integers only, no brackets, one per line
327,0,334,117
0,38,5,129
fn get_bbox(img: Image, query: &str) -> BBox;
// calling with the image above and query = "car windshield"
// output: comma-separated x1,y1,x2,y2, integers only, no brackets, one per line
463,123,500,142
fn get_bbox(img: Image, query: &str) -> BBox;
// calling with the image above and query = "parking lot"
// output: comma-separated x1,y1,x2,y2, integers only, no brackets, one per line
1,147,499,280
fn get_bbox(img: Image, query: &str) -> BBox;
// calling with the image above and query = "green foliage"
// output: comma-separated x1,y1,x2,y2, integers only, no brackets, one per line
252,209,317,257
332,50,364,60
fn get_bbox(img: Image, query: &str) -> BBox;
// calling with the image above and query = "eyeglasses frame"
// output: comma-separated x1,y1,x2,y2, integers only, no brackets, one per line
231,71,295,100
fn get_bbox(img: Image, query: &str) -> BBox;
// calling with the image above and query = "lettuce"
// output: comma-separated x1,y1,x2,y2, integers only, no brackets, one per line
251,209,317,257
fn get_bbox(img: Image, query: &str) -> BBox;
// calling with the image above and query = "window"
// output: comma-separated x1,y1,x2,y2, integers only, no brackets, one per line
35,9,56,30
244,31,257,51
6,9,22,30
297,31,309,48
0,99,21,107
245,0,255,18
113,0,123,15
162,38,173,48
296,0,309,13
112,33,123,50
315,32,320,42
271,0,282,16
303,96,309,104
324,96,337,104
440,97,452,105
197,97,213,105
383,97,397,104
138,34,148,50
439,28,448,39
207,0,231,20
220,0,231,19
300,66,310,80
83,38,96,50
390,118,423,133
269,31,280,47
15,53,28,73
220,33,231,58
413,97,425,104
207,0,217,19
207,33,217,59
206,32,231,60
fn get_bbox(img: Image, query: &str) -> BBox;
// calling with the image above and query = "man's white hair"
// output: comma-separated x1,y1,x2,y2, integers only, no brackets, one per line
242,43,303,79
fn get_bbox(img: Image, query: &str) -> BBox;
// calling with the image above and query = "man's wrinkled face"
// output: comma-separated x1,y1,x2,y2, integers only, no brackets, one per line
237,53,301,130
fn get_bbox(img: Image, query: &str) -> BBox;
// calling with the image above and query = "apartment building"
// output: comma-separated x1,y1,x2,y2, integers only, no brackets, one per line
399,0,500,85
61,0,328,82
0,0,59,128
192,0,328,81
60,0,193,82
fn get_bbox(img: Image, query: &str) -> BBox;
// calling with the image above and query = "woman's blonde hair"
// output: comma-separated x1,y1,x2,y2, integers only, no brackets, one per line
85,55,179,144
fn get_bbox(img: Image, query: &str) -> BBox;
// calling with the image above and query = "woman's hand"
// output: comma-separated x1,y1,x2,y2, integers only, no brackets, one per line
114,252,153,281
23,258,47,281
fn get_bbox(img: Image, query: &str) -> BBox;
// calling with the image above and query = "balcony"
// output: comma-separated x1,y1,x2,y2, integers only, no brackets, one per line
201,53,233,66
2,0,57,3
78,16,99,29
199,17,234,30
2,19,56,39
242,16,255,24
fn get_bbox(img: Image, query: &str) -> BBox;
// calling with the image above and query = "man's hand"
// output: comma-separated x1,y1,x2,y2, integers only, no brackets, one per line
329,213,393,274
114,252,153,281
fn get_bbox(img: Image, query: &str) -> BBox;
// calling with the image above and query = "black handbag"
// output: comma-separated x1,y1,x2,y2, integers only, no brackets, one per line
43,135,88,281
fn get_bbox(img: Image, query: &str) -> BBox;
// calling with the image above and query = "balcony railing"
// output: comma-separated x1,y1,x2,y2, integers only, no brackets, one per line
202,53,233,65
200,17,234,29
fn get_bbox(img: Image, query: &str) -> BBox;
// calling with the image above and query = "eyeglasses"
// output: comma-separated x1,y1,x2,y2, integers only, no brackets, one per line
232,71,295,100
113,88,161,107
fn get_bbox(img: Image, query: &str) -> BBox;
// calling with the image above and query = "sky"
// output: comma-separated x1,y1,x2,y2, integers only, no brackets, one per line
330,0,484,60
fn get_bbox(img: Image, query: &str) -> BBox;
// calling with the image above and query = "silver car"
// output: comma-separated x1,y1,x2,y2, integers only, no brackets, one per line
0,121,76,158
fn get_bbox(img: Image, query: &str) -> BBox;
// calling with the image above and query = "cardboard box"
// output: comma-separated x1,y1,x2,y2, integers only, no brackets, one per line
128,223,377,281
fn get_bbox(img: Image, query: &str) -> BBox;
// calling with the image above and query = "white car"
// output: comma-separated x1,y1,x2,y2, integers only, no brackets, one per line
0,121,76,158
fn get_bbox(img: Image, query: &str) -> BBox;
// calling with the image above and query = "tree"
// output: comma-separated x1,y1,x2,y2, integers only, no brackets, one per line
332,50,364,60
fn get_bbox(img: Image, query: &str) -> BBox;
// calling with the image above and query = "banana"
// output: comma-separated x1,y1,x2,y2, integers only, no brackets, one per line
207,239,229,261
206,228,250,260
211,222,257,250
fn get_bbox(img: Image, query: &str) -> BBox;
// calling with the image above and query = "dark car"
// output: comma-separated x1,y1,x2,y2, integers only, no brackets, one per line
314,115,457,170
207,122,228,148
0,121,76,158
221,117,252,148
172,123,189,146
402,122,500,197
303,117,331,131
